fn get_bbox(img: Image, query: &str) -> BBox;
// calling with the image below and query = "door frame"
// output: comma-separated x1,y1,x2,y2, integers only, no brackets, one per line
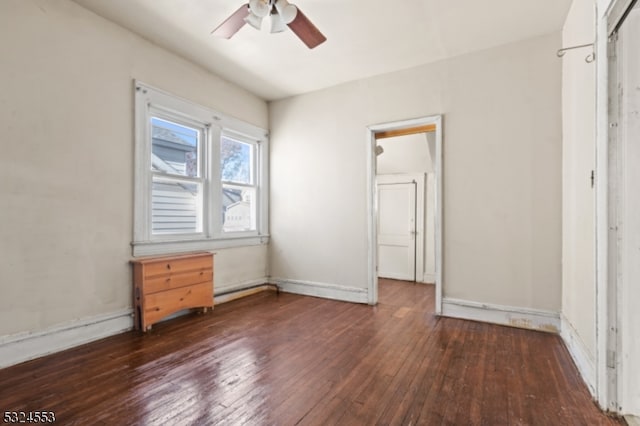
597,0,638,414
366,115,443,313
602,0,640,415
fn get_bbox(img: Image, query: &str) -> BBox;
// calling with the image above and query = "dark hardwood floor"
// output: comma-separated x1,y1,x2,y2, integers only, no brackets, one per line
0,279,622,425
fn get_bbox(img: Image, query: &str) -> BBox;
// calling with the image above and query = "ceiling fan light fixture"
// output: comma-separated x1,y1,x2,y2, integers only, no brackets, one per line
270,14,287,33
248,0,270,18
244,12,264,30
274,0,298,24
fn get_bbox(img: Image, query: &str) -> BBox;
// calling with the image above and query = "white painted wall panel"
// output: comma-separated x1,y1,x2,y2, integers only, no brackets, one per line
561,0,597,367
0,0,268,338
377,134,433,175
270,33,563,310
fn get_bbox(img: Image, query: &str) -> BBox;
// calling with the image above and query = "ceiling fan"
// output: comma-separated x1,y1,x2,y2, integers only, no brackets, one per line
211,0,326,49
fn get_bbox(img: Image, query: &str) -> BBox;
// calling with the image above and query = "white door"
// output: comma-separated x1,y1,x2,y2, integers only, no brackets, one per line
377,180,416,281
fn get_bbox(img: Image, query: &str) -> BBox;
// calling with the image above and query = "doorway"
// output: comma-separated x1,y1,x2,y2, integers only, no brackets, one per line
366,116,443,313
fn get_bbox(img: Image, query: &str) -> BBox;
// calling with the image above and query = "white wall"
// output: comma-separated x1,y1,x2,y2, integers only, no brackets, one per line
377,134,434,175
270,33,562,311
0,0,269,344
560,0,598,388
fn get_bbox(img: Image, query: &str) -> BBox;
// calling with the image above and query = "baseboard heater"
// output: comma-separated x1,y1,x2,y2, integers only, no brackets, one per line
214,283,279,304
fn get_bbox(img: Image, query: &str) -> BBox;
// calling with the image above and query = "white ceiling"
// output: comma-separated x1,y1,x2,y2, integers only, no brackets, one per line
72,0,572,101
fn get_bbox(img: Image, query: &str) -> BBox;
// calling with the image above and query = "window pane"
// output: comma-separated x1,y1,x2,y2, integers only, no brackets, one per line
151,117,199,177
222,185,256,232
221,137,252,184
152,176,203,234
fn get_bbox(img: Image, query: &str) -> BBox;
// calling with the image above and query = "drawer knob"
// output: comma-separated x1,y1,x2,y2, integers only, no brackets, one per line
166,263,171,270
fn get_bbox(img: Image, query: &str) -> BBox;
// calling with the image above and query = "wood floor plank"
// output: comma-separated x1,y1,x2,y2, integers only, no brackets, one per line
0,279,622,425
481,321,511,424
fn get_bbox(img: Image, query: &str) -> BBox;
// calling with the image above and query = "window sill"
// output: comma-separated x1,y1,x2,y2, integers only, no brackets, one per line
131,235,269,257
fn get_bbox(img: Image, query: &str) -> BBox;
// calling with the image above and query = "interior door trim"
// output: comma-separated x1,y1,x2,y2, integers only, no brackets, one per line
366,115,443,313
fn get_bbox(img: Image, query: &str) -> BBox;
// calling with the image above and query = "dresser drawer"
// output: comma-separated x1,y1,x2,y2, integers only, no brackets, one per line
143,269,213,294
142,254,212,277
143,282,213,326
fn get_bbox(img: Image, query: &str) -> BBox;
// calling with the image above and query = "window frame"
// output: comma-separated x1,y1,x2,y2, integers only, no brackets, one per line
133,81,269,256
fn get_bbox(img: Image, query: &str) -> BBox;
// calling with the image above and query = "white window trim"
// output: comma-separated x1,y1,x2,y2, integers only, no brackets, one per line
133,81,269,256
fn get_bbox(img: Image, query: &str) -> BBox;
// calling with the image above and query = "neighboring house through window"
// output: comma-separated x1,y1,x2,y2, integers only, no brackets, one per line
133,82,268,256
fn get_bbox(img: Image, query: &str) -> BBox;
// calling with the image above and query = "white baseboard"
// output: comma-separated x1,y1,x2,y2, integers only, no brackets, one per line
442,297,560,333
625,415,640,426
273,278,368,304
422,273,436,284
560,315,596,397
0,309,133,369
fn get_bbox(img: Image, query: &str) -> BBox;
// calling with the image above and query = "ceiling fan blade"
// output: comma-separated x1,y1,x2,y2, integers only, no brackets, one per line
211,4,250,39
287,7,326,49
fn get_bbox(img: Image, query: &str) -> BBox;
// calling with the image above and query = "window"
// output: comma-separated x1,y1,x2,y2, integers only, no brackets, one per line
133,82,268,256
151,117,204,235
221,135,257,233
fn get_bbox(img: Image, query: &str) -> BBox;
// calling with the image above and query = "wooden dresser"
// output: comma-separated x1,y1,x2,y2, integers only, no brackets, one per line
131,252,214,331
